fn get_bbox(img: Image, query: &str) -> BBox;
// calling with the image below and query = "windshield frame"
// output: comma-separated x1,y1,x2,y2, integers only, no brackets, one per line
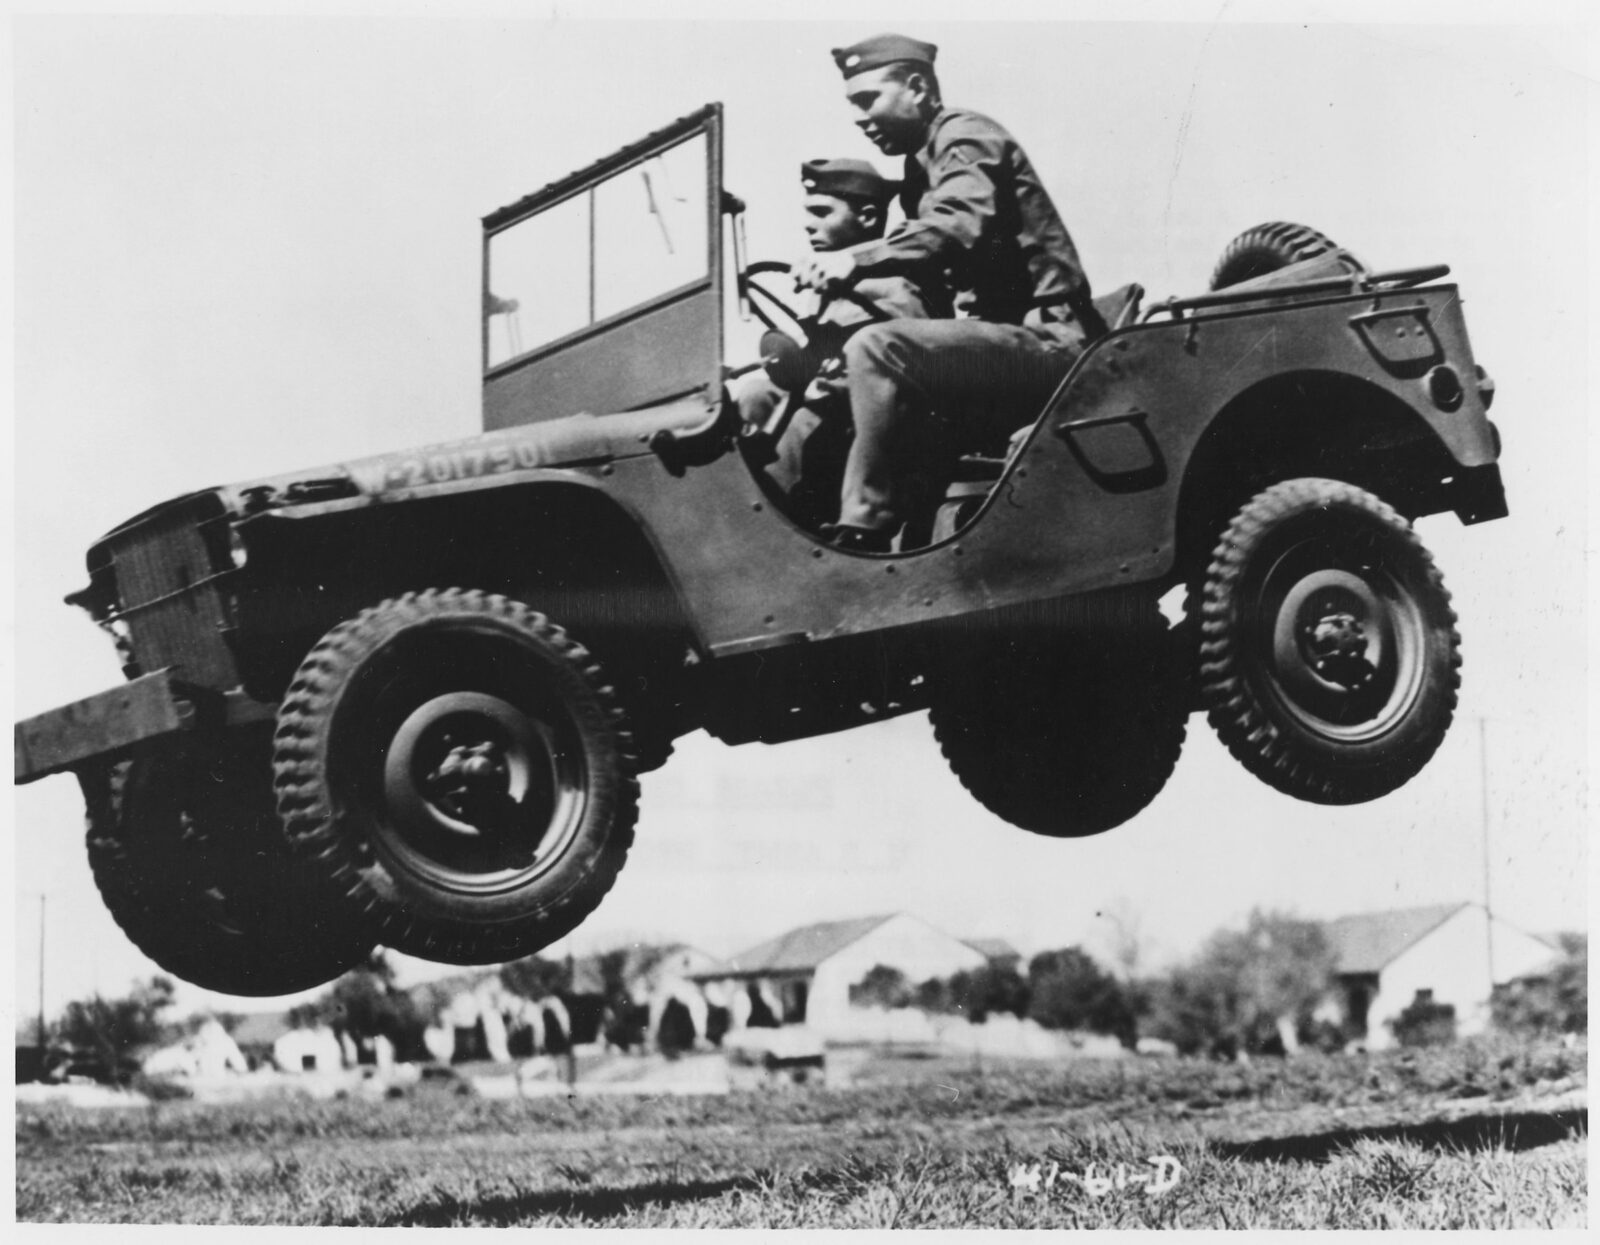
480,105,723,416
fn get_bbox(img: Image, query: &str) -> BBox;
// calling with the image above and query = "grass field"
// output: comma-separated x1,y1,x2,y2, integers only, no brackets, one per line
16,1034,1585,1227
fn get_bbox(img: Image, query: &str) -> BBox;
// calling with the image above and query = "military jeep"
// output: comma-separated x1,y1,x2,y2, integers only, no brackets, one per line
14,105,1506,995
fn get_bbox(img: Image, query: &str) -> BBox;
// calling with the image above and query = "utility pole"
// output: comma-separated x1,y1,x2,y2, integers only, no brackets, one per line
565,945,578,1089
37,894,47,1050
1479,718,1496,987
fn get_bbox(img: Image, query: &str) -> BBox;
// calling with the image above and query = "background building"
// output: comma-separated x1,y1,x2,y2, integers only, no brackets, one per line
1316,902,1556,1048
694,913,1004,1038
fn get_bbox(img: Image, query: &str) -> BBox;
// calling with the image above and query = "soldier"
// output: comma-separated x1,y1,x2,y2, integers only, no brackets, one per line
797,33,1108,551
734,158,940,525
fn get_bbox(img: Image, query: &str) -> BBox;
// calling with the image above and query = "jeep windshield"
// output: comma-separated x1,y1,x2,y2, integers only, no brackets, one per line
481,105,724,430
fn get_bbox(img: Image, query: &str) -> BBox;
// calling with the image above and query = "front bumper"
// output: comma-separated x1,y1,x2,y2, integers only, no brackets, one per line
14,670,274,784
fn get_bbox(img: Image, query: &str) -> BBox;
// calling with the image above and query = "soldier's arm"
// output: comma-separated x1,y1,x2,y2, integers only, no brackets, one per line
844,116,1006,275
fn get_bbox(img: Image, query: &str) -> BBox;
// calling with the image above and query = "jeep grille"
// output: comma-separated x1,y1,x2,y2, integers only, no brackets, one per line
96,495,241,690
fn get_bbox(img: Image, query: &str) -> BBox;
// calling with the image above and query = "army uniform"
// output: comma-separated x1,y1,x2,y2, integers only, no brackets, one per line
822,34,1106,544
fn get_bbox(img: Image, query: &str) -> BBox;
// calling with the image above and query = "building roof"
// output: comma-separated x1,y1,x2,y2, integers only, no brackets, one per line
229,1011,292,1048
964,937,1022,964
1323,902,1471,975
707,914,898,977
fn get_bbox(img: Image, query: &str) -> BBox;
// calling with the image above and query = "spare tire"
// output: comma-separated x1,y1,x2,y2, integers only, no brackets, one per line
1210,222,1352,291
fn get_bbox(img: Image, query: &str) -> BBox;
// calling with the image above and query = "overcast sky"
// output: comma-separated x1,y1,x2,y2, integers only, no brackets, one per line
9,2,1593,1019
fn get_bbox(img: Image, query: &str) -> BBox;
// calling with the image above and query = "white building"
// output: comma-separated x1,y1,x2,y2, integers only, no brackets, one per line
142,1019,249,1079
272,1025,345,1073
1316,902,1556,1049
694,913,995,1039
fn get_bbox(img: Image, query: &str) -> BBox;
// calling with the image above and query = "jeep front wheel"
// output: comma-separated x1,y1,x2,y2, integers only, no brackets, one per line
1199,478,1461,804
273,589,639,965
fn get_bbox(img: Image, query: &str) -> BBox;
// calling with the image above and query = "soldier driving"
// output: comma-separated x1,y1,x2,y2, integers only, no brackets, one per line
796,33,1108,551
734,157,939,524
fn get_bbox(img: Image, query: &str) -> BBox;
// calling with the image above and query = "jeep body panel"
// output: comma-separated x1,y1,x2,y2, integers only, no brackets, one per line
555,282,1499,658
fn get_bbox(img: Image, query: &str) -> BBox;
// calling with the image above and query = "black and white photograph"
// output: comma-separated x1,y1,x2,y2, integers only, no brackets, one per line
11,0,1591,1228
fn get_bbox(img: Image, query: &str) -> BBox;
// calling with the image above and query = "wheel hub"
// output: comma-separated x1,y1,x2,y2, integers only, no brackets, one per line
381,691,572,884
1299,606,1373,690
1267,563,1413,735
421,738,515,829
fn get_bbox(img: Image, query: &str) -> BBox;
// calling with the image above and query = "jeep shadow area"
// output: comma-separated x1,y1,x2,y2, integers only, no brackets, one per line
15,107,1506,995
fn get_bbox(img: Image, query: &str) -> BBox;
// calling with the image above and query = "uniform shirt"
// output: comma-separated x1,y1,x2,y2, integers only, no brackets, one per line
844,106,1096,331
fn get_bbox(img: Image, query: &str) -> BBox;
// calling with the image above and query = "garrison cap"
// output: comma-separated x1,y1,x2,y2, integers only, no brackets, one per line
800,158,897,204
830,33,937,79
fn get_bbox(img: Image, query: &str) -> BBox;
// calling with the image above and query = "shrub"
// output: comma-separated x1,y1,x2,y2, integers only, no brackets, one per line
1391,993,1457,1048
915,967,1030,1023
52,976,177,1086
1027,947,1134,1044
1141,910,1334,1056
849,965,913,1010
1492,932,1586,1036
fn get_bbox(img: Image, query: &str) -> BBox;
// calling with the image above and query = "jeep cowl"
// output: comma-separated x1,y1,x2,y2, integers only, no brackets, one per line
14,105,1506,996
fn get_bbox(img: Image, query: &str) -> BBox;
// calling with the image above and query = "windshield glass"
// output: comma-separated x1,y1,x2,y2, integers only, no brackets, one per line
485,131,709,369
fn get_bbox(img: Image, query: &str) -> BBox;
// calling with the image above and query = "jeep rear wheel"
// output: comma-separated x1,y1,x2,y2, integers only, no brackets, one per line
84,740,375,996
929,594,1188,837
1199,478,1461,803
273,589,639,965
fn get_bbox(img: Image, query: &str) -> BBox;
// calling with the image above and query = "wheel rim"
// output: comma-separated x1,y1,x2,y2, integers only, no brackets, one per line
345,628,591,902
1249,532,1427,744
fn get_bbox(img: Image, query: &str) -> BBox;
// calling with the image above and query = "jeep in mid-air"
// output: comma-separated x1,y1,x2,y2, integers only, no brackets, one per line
14,105,1506,996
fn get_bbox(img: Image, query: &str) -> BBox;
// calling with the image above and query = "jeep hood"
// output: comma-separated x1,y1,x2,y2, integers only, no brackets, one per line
95,396,715,542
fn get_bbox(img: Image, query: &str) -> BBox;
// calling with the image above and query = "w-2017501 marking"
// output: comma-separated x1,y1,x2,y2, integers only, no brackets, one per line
384,441,544,489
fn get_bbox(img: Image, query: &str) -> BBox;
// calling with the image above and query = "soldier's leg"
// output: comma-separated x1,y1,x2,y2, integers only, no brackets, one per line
838,320,1078,532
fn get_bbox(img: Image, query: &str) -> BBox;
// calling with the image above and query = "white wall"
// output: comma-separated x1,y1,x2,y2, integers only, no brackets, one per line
1365,908,1555,1048
808,914,988,1032
273,1026,344,1073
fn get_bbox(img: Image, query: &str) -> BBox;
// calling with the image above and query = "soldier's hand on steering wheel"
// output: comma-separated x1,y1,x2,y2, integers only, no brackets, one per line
795,250,861,296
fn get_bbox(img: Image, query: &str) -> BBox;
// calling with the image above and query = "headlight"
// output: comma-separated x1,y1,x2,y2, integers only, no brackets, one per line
229,528,249,569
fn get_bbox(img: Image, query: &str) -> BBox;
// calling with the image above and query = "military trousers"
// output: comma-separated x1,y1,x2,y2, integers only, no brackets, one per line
838,317,1086,532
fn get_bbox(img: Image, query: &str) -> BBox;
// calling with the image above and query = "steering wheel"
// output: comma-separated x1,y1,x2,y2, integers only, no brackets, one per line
741,260,894,393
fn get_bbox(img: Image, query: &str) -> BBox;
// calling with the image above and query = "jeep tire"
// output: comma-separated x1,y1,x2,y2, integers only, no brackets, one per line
84,739,375,996
273,589,639,965
1210,221,1346,290
929,593,1188,837
1199,478,1461,804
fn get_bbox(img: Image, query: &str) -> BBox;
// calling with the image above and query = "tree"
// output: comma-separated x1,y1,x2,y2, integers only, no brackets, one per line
1144,909,1334,1056
290,952,429,1059
1493,932,1587,1036
53,976,177,1085
1027,947,1134,1043
500,954,569,1001
849,964,913,1010
943,965,1030,1023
